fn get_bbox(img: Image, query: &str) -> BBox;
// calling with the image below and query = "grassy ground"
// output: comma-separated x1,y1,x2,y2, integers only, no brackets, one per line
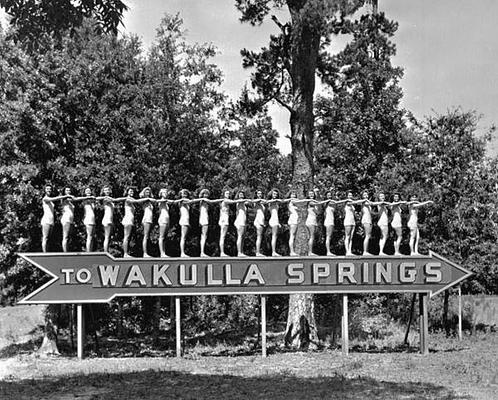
0,307,497,399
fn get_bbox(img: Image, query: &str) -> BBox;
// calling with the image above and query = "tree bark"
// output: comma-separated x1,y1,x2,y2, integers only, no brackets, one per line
38,304,60,355
284,0,321,349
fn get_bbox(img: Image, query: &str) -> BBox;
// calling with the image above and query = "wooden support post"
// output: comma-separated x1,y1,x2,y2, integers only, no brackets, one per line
458,285,463,341
77,304,84,360
261,295,267,358
419,293,429,355
342,294,349,356
175,296,181,357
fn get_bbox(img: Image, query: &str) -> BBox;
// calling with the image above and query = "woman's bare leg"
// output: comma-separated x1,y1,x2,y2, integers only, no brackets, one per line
103,225,112,253
62,223,71,252
123,225,132,257
200,225,208,256
344,225,353,256
255,226,264,256
236,226,245,256
159,224,168,257
180,225,189,257
219,225,228,256
142,223,151,256
307,225,317,255
325,225,335,256
289,225,298,256
394,227,402,255
41,224,52,253
414,227,420,254
85,225,95,252
379,226,388,255
363,223,372,255
271,226,279,256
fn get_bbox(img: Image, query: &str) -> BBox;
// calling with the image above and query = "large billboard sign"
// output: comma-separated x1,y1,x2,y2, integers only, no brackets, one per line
19,252,472,304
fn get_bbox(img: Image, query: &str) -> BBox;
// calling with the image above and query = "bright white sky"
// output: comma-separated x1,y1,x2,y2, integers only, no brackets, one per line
122,0,498,155
2,1,497,154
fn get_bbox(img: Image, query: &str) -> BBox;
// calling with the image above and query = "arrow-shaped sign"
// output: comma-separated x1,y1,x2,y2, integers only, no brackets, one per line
18,251,473,304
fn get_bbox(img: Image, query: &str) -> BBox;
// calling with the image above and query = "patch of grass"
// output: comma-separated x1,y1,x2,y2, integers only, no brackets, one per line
0,369,460,400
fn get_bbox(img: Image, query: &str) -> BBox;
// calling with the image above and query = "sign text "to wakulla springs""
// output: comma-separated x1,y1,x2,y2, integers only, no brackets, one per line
19,252,472,303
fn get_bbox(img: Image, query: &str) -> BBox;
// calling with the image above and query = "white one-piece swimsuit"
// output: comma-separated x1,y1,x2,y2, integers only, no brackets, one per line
121,200,135,226
142,201,153,224
199,201,209,226
219,201,230,227
83,200,95,225
377,204,388,227
305,202,318,227
391,205,402,228
361,202,372,225
324,203,335,226
179,202,190,226
41,198,55,225
158,202,170,225
343,203,356,227
288,201,298,225
269,202,280,228
253,202,265,227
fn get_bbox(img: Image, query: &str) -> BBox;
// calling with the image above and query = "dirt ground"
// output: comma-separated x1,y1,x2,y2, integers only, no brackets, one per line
0,331,497,400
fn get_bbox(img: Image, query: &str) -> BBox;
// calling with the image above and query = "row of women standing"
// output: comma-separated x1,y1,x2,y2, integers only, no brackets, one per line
41,185,433,258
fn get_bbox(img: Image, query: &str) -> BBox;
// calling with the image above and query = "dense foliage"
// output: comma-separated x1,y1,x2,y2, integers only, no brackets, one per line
0,3,496,348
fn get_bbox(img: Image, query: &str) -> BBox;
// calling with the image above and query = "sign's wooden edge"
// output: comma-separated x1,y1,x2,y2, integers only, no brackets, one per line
18,253,59,304
17,251,474,304
19,288,434,304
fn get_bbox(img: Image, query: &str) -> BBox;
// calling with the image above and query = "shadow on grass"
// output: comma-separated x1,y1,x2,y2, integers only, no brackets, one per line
0,337,42,359
0,369,467,400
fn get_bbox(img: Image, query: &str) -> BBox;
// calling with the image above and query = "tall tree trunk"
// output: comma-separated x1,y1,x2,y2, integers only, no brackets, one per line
284,1,321,349
38,304,60,355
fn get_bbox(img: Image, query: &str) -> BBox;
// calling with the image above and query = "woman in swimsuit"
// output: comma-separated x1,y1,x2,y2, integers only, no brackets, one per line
120,187,137,257
196,188,214,257
115,186,151,258
60,187,93,252
82,187,97,252
177,189,192,257
305,190,320,256
41,184,71,252
234,190,249,257
318,189,346,256
253,189,266,256
390,193,406,256
99,185,116,253
287,190,300,256
407,195,433,255
360,190,374,256
343,191,362,256
157,188,174,257
267,188,285,256
216,189,233,257
375,192,389,256
140,187,154,257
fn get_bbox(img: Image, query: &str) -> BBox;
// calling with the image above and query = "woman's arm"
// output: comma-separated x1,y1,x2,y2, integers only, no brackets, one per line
44,194,71,202
290,199,309,205
111,196,128,202
413,200,434,208
72,195,95,202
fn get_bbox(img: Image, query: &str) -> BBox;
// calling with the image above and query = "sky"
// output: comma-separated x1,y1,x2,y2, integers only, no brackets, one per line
123,0,498,155
2,1,497,154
